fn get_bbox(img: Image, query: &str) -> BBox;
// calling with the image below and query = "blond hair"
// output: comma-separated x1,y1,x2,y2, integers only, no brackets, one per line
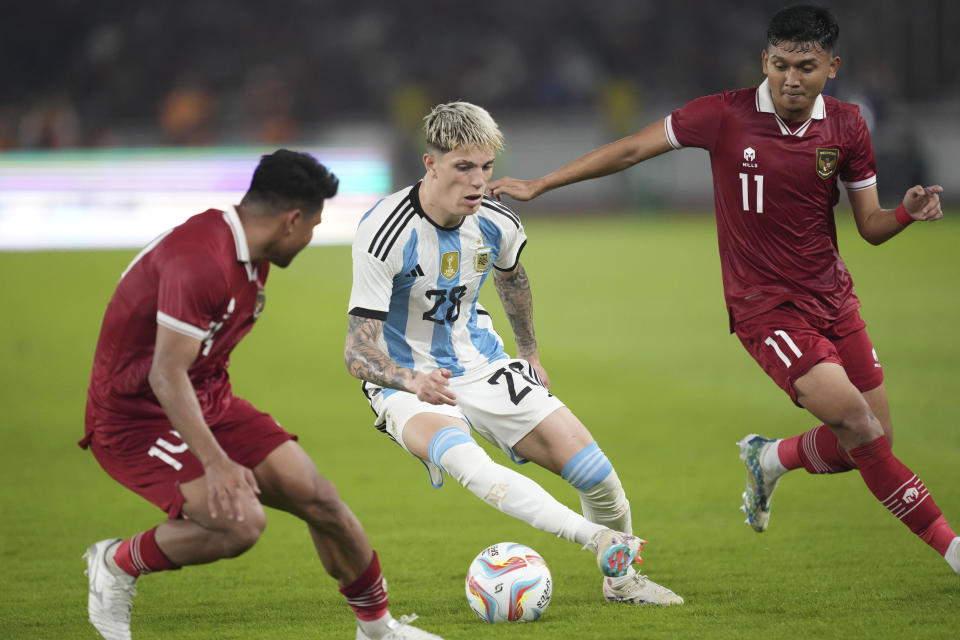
423,101,504,153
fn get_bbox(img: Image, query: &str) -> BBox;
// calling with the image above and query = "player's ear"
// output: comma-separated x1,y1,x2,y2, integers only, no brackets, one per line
760,48,769,75
285,208,302,233
423,152,436,177
828,55,840,79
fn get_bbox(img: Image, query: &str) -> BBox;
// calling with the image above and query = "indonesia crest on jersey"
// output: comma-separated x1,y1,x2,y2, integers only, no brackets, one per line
349,183,527,393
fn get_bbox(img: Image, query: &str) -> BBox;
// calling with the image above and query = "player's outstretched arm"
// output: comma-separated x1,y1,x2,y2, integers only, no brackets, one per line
850,184,944,245
344,315,456,405
493,262,551,389
149,325,260,521
488,118,674,202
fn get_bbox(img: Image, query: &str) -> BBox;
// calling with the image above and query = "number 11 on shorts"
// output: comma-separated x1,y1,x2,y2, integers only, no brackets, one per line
148,431,189,470
764,329,803,367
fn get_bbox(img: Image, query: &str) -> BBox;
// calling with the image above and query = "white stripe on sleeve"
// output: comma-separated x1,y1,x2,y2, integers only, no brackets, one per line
157,311,208,340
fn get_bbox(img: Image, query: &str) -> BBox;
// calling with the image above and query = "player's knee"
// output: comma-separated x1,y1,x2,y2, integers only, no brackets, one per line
833,405,884,445
221,506,267,557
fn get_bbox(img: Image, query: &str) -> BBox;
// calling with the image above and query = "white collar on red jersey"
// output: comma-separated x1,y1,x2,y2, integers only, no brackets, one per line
756,78,826,137
222,205,258,281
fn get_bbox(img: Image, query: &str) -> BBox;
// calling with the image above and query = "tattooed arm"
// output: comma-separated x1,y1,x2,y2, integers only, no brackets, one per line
344,314,456,405
493,262,551,388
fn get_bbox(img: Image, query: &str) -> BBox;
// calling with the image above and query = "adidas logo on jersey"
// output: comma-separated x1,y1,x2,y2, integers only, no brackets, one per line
404,264,425,278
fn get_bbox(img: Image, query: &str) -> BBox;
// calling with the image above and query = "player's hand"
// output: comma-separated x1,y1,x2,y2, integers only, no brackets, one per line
203,455,260,521
526,357,552,390
411,368,457,405
902,184,944,222
488,177,543,202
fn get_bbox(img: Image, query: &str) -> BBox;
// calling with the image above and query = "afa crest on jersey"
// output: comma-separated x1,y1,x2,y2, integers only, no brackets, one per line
474,247,491,272
816,148,839,179
441,251,460,279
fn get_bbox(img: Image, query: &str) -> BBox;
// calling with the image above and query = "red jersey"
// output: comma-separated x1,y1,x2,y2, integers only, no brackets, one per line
84,207,269,445
665,79,878,330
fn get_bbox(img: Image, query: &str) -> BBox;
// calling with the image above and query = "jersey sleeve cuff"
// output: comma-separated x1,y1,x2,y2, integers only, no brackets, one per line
664,114,684,150
349,307,388,320
156,311,208,340
494,239,527,272
842,175,877,191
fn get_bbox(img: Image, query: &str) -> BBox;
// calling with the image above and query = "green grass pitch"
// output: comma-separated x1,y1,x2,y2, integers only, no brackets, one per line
1,212,957,639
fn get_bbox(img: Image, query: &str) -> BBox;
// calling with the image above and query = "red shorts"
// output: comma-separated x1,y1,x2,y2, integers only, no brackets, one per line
88,397,296,518
734,305,884,405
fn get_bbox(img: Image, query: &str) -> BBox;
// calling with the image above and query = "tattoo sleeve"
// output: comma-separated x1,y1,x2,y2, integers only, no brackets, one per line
493,262,538,358
344,315,416,391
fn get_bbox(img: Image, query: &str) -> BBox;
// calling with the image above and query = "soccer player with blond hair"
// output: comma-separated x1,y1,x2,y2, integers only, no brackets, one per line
345,101,684,606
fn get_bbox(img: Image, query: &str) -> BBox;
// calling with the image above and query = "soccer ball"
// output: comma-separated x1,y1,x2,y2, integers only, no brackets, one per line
464,542,552,623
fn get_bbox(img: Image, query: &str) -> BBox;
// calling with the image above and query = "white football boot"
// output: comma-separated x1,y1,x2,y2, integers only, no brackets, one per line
583,528,645,578
84,538,137,640
946,536,960,574
737,434,784,532
603,569,684,606
356,613,444,640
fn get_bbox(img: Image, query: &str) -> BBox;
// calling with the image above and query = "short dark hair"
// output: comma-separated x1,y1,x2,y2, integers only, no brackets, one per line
767,5,839,53
242,149,339,213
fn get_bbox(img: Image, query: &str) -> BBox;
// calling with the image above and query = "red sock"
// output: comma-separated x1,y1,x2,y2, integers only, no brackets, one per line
113,526,180,576
778,424,856,473
339,551,389,622
849,435,956,556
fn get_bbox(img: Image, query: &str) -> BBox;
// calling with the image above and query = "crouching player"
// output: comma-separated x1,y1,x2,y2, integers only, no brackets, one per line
344,102,683,606
80,150,444,640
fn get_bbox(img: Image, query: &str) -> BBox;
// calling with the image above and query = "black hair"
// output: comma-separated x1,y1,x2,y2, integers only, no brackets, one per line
242,149,339,213
767,5,839,53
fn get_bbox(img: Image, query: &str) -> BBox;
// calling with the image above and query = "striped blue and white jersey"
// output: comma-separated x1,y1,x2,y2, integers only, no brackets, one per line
349,182,527,382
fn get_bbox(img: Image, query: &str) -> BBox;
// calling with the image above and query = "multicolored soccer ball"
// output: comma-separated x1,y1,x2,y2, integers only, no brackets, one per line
464,542,552,623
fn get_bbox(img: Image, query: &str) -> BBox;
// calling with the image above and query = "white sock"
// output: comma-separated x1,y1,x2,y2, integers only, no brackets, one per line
760,439,788,476
578,470,632,534
438,441,603,545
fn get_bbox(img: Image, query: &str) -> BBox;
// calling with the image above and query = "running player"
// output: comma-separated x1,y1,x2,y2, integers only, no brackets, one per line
488,5,959,575
81,150,444,639
345,101,683,606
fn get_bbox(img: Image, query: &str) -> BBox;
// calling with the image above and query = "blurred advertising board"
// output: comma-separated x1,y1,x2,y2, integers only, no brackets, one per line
0,146,390,249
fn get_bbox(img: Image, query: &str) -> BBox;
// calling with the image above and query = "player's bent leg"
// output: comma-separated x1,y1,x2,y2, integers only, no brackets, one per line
514,411,670,585
254,441,446,638
427,426,592,542
560,442,632,534
796,363,959,568
253,440,373,585
861,383,893,444
512,408,633,533
156,475,267,566
510,406,594,474
794,362,883,449
427,424,642,581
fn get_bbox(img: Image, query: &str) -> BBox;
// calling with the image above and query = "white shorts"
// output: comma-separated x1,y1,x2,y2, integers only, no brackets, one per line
362,358,566,484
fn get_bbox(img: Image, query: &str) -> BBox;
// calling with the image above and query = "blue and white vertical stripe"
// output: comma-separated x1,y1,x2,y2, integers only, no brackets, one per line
349,185,526,380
